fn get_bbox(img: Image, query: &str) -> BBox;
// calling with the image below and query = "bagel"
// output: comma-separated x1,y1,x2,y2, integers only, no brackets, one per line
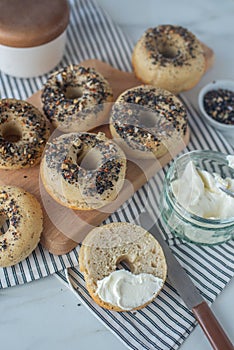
132,25,206,94
0,98,50,169
110,85,187,159
0,186,43,267
41,65,113,131
40,132,127,210
79,222,167,311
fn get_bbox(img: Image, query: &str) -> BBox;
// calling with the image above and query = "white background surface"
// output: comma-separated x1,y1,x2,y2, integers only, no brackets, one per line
1,1,234,350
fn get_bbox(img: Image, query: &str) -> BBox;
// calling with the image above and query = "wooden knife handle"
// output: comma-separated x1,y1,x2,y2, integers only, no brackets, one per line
192,301,234,350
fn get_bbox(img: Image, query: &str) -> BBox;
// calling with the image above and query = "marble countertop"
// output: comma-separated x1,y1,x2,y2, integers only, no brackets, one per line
1,1,233,349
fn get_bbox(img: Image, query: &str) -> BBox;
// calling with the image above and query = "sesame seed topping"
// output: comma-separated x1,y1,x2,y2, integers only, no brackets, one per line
0,189,22,250
41,65,113,128
0,99,49,168
144,25,202,67
44,132,125,196
111,87,187,152
203,89,234,125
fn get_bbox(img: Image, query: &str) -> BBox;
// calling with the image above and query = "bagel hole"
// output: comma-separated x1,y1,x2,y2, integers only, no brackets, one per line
0,215,10,235
138,110,157,128
2,122,22,142
117,257,132,272
158,44,178,59
64,86,83,100
76,148,101,171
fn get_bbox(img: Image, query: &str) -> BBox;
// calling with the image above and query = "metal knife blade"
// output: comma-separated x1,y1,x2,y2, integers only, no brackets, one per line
138,211,203,309
138,211,234,350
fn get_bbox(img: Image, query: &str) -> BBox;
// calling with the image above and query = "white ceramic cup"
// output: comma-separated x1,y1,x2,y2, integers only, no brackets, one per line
0,30,67,78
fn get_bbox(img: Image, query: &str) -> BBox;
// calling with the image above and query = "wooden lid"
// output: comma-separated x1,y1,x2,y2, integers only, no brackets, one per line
0,0,69,48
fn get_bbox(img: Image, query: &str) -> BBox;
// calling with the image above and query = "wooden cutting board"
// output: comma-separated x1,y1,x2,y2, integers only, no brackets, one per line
0,45,214,255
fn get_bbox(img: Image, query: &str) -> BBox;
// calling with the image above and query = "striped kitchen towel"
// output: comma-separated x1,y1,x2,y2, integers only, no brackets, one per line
0,1,233,348
0,0,133,288
52,1,233,350
56,114,234,350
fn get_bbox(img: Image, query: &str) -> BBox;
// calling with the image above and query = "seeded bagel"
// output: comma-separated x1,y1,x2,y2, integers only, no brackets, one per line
0,98,50,169
132,25,206,94
40,132,126,210
110,85,187,159
41,65,113,131
0,186,43,267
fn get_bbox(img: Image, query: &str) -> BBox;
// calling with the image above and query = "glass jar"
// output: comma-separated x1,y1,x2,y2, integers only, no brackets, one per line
160,150,234,245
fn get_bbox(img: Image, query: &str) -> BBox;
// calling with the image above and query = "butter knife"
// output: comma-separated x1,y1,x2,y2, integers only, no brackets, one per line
138,212,234,350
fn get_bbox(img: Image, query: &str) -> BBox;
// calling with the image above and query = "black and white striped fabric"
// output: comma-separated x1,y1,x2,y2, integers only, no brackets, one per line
0,0,133,288
0,1,233,348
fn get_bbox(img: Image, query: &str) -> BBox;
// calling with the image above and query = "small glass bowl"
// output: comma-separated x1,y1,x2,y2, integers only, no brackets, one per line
160,150,234,245
198,80,234,146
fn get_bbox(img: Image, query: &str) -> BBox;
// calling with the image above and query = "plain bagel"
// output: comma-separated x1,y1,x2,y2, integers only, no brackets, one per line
79,222,167,311
132,25,206,94
0,186,43,267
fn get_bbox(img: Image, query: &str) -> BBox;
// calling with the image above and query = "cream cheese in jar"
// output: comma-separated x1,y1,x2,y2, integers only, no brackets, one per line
171,160,234,220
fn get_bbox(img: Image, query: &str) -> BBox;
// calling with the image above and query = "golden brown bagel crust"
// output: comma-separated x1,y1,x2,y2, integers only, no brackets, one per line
132,25,206,94
79,222,167,311
0,186,43,267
